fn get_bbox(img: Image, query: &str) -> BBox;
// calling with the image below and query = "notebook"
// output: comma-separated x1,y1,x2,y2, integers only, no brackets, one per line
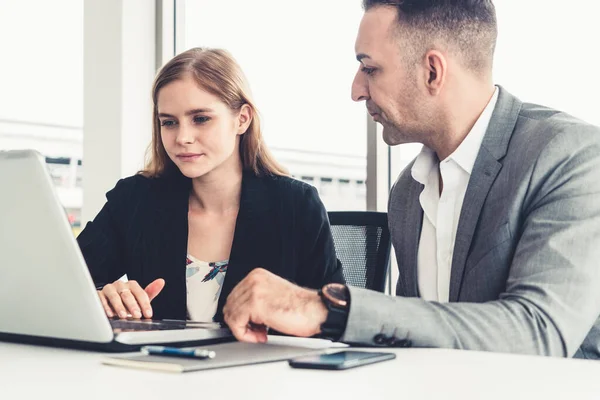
102,339,333,373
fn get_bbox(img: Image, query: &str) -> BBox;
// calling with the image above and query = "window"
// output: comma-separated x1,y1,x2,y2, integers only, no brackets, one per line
494,1,600,127
183,0,367,210
0,0,83,232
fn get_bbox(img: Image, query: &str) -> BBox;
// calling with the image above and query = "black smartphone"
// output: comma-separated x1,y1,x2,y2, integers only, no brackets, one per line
288,350,396,370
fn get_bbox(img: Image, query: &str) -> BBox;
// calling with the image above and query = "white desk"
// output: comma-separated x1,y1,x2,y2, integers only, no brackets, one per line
2,340,600,400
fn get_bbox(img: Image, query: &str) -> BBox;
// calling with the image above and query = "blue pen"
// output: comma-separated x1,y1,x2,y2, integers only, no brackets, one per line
141,346,216,359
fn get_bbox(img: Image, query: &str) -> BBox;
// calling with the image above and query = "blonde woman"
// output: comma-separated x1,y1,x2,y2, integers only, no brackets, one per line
77,48,344,323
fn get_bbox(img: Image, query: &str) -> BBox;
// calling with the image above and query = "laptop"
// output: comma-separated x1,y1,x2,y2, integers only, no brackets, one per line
0,150,234,352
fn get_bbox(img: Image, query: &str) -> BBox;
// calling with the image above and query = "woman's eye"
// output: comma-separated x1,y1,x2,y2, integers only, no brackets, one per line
160,120,177,127
361,66,376,76
193,116,210,124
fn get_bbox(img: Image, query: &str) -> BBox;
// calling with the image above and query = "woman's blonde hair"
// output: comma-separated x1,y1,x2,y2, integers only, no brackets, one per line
141,47,287,177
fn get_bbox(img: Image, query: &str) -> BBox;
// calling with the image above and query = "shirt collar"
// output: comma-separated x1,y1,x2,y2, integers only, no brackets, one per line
411,86,499,183
447,87,499,175
411,146,437,186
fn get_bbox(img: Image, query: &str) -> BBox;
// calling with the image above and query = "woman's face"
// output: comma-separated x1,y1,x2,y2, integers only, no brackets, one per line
157,74,251,180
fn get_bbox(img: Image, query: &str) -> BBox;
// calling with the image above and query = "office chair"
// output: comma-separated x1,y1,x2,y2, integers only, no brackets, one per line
327,211,391,293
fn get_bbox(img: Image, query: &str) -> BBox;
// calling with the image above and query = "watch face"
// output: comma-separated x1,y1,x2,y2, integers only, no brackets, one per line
324,283,349,307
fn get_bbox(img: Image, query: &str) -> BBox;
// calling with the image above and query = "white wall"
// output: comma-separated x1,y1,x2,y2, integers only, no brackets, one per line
82,0,155,224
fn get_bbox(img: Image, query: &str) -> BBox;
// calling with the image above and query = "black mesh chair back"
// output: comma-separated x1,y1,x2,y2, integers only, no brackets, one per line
327,211,391,293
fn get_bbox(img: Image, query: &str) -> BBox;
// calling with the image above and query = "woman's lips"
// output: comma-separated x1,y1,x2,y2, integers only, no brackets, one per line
177,153,203,162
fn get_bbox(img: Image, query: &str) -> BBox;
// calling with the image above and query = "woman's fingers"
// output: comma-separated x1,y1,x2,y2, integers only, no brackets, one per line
102,284,128,319
119,282,143,319
144,278,166,301
98,279,166,319
128,280,152,318
97,290,115,318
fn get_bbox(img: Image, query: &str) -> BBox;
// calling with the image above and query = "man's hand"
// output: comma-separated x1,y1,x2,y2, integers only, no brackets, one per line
223,268,328,343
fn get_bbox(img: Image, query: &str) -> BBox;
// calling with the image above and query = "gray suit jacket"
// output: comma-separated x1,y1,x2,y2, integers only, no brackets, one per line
341,86,600,358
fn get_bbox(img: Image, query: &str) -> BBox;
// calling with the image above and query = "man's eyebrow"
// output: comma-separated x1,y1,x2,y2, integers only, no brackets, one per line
356,53,371,62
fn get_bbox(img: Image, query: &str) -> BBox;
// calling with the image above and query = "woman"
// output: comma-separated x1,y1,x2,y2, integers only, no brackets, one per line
77,48,344,323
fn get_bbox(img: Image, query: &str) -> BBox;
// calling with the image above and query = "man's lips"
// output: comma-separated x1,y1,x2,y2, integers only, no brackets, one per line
367,106,380,118
369,111,381,121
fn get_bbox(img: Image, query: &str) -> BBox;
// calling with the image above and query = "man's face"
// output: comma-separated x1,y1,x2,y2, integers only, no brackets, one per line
351,6,429,146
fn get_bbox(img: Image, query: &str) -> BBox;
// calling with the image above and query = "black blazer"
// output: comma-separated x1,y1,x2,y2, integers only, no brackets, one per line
77,170,344,321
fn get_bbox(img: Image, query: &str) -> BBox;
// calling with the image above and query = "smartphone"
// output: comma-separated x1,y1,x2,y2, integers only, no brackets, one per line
288,350,396,370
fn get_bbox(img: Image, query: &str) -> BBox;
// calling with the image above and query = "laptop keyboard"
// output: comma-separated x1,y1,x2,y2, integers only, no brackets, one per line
110,320,181,332
110,319,222,333
110,319,221,332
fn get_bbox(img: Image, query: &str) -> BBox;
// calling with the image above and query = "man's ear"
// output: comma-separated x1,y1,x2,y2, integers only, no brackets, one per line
237,104,253,135
421,50,447,96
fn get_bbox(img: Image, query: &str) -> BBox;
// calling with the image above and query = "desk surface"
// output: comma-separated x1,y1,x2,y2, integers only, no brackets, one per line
2,339,600,400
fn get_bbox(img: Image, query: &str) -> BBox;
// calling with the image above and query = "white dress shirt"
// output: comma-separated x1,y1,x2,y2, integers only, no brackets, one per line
411,87,499,302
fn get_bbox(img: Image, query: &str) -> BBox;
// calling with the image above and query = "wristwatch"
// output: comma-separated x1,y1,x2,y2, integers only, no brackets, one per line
318,283,350,341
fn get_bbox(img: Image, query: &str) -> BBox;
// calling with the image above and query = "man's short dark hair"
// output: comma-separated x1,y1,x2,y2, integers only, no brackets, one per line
363,0,497,73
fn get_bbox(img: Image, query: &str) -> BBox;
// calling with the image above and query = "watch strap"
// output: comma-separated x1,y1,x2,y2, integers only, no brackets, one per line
318,288,350,341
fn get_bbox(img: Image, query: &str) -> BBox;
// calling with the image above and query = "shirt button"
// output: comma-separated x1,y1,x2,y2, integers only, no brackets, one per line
373,334,387,345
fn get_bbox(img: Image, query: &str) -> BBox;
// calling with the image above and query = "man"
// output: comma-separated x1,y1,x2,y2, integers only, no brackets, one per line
223,0,600,358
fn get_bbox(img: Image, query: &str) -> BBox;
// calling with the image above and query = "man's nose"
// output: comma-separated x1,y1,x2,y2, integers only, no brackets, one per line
351,70,369,102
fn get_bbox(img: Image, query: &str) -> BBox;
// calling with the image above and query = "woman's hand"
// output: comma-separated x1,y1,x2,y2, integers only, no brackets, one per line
97,278,165,319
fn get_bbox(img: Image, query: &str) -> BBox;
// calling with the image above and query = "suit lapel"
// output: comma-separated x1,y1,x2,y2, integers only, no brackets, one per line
150,172,190,319
448,86,522,301
397,178,423,297
214,172,274,321
448,149,501,301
